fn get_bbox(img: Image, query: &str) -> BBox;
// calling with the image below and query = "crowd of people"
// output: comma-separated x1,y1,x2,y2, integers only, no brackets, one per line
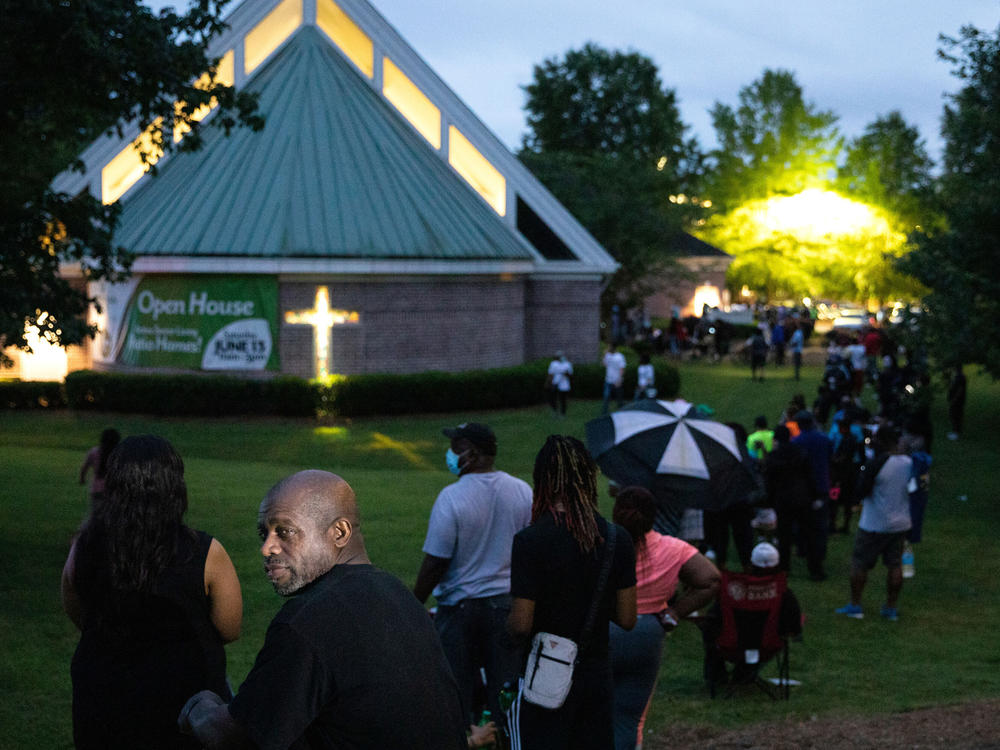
63,323,948,749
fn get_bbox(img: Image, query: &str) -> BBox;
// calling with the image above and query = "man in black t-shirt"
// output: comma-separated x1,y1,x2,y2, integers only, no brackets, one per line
180,470,467,750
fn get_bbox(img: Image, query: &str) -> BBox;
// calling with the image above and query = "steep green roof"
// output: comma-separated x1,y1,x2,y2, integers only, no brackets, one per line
113,26,533,261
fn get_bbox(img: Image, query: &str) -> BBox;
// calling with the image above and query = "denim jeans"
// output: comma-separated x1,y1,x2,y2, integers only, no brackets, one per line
602,382,624,414
435,593,522,725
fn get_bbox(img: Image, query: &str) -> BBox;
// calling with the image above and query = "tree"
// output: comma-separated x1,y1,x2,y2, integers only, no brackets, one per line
706,69,841,210
838,111,936,230
519,43,704,315
0,0,262,365
899,25,1000,375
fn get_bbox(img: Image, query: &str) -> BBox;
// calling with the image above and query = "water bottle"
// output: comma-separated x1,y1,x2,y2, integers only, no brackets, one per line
498,681,516,713
901,545,915,579
476,709,495,749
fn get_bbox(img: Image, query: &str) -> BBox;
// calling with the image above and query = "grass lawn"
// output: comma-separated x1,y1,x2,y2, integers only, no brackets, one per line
1,360,997,749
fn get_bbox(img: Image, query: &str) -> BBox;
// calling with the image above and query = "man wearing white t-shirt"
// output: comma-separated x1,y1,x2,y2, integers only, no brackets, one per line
413,422,532,725
836,426,912,621
546,351,574,416
602,343,627,414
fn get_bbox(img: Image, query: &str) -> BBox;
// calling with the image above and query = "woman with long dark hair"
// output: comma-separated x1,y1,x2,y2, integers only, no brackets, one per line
61,435,242,749
609,487,720,750
78,428,120,504
507,435,637,750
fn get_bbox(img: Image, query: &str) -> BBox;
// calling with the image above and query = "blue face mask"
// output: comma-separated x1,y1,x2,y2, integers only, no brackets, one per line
446,448,464,476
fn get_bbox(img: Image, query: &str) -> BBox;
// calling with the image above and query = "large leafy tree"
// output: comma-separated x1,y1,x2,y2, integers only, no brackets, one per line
706,69,841,210
900,25,1000,375
519,43,704,315
0,0,262,365
838,111,937,230
701,69,923,303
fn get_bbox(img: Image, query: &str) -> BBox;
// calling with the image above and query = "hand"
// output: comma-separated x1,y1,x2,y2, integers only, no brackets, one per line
468,722,497,748
178,690,224,735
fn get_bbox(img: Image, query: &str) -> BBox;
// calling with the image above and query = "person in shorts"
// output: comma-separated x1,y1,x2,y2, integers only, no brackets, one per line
836,427,912,621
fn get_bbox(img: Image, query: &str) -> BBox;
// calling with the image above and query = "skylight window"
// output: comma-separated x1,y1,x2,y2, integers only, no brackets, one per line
244,0,302,75
448,127,505,216
101,123,163,204
317,0,373,77
173,50,235,143
382,58,441,149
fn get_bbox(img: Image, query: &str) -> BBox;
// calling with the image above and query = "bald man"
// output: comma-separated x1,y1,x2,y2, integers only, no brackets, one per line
180,471,467,749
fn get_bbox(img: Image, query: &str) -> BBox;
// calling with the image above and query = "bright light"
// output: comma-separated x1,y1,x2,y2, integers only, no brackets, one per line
750,188,895,242
20,323,68,381
284,287,359,378
693,284,722,314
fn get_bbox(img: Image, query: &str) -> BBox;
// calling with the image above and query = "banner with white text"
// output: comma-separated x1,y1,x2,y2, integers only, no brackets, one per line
118,276,279,371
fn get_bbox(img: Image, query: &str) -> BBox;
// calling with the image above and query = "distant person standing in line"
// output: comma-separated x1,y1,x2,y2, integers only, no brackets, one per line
789,323,805,381
746,416,774,461
749,328,768,382
634,353,655,400
546,351,574,417
602,343,627,414
947,364,967,440
79,428,121,505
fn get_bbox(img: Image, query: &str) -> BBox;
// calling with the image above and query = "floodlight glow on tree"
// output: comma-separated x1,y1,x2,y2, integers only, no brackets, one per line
284,287,359,379
752,189,895,242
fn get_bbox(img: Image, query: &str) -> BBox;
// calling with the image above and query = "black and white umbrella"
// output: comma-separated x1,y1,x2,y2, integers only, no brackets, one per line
586,398,758,533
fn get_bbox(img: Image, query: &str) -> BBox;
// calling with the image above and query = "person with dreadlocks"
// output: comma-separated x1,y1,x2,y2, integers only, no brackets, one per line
62,434,243,749
507,435,637,750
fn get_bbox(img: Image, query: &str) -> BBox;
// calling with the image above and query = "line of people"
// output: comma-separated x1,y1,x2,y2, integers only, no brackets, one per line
62,394,932,749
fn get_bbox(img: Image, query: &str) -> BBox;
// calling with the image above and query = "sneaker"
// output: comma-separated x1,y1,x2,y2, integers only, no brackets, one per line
835,603,864,619
880,605,900,621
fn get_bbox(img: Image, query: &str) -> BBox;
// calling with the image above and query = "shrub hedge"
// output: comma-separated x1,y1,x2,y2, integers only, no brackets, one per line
0,380,66,409
33,356,681,418
64,371,316,417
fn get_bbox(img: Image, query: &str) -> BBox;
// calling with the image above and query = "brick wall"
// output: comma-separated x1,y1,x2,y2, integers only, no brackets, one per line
524,278,603,365
280,277,530,375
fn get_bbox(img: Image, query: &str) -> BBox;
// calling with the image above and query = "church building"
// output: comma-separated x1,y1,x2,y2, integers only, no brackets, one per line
19,0,617,380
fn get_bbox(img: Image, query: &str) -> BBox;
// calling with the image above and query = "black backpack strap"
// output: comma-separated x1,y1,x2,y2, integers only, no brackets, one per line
578,523,617,653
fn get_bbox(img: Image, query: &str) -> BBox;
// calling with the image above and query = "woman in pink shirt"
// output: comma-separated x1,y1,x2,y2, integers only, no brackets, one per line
609,487,720,750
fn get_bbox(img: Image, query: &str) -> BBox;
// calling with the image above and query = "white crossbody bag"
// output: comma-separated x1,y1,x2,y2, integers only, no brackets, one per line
522,524,617,709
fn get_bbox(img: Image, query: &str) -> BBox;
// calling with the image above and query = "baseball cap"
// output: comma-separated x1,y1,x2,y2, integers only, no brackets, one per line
750,542,780,569
442,422,497,455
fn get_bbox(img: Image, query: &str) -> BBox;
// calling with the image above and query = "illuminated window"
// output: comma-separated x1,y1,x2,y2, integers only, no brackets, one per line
245,0,303,75
382,58,441,149
317,0,373,77
101,122,164,204
448,127,506,215
173,50,236,143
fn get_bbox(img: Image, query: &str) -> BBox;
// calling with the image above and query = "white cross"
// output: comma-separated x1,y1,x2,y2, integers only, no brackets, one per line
283,286,359,378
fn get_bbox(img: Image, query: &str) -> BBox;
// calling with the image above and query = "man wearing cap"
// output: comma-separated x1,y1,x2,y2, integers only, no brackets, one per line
414,422,533,726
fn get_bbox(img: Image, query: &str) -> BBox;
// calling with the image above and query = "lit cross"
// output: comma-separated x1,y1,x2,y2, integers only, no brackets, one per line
283,286,359,378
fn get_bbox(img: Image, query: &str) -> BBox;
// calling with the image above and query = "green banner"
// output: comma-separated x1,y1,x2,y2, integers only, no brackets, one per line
118,275,279,370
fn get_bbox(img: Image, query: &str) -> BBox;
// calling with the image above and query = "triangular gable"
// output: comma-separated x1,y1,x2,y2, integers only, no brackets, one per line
54,0,617,273
114,27,532,261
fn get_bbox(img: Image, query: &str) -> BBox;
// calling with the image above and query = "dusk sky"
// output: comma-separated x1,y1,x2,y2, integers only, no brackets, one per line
368,0,999,165
152,0,1000,165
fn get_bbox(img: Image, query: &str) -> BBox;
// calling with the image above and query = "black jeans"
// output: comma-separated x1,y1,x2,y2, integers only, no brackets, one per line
435,594,522,725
